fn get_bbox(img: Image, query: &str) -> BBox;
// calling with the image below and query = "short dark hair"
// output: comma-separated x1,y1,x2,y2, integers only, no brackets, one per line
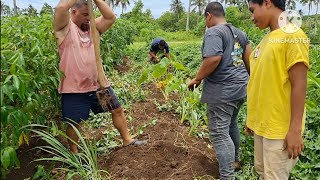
205,2,225,17
72,0,87,9
248,0,285,11
159,40,166,47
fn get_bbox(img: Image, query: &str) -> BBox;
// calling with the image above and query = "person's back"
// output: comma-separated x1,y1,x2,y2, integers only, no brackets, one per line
150,38,169,52
188,2,251,179
149,38,170,63
202,24,249,103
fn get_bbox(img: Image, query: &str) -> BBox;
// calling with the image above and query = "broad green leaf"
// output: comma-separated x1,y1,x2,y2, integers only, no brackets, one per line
4,75,13,84
180,84,187,91
1,149,10,170
12,75,20,90
159,58,170,68
7,147,18,168
171,61,186,71
166,73,174,81
2,85,14,102
19,83,26,100
165,81,181,94
9,63,16,75
138,68,149,85
152,64,166,79
18,51,25,66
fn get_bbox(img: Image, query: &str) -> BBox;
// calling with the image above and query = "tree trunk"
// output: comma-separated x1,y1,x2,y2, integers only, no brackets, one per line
186,0,191,31
13,0,17,15
308,3,311,15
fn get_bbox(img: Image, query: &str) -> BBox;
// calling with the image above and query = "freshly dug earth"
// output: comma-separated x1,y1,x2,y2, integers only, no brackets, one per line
5,85,219,180
99,85,219,179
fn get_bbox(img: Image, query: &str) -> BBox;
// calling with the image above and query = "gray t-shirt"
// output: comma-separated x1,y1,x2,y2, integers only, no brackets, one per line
201,24,249,103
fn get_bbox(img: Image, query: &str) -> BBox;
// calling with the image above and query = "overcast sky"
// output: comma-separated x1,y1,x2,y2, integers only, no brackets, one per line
2,0,317,18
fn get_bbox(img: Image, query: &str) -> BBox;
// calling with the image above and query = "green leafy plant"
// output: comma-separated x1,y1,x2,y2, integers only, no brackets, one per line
290,45,320,179
26,124,108,180
100,19,137,71
1,15,61,177
1,146,20,179
32,165,48,180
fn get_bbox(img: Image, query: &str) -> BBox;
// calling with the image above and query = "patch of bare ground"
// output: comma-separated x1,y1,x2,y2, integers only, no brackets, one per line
5,83,219,180
99,84,219,179
114,56,131,73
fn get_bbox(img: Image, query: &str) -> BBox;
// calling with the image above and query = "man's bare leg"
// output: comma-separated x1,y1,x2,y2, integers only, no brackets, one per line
66,123,80,154
111,107,134,145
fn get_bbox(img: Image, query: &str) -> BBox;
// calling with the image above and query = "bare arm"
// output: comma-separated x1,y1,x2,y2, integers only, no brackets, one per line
149,51,158,59
94,0,116,34
188,56,221,90
284,62,308,159
165,53,170,59
242,44,252,75
195,56,221,81
53,0,77,32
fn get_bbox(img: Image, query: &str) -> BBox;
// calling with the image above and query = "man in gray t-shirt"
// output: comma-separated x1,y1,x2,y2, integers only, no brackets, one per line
188,2,251,179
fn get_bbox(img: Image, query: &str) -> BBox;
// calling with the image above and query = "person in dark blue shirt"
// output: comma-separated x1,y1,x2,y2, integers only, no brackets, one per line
149,38,170,63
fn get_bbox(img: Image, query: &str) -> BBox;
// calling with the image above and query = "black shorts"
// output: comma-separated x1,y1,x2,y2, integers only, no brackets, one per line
61,86,121,123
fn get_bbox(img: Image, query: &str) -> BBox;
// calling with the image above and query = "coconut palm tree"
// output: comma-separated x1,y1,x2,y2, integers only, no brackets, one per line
1,2,11,16
301,0,315,15
186,0,192,30
170,0,184,20
191,0,207,15
220,0,247,6
287,0,297,10
106,0,116,9
13,0,17,15
40,3,53,15
115,0,130,14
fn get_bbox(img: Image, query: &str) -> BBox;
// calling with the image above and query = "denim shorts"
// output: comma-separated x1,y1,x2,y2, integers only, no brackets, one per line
61,86,121,123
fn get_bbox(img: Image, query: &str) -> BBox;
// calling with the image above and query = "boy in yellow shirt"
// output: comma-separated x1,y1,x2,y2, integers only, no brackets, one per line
246,0,310,179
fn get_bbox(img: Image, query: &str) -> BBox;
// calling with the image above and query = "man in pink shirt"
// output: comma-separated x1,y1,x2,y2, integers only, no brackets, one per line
53,0,146,153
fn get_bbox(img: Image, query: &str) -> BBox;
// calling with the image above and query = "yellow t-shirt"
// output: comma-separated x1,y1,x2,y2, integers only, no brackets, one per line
247,28,310,139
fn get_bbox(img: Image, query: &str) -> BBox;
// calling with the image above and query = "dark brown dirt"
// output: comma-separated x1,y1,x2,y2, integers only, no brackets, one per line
114,56,131,73
4,84,219,180
4,137,62,180
99,85,219,179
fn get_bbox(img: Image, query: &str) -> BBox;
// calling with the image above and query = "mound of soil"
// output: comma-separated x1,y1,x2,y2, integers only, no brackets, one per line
99,85,219,179
5,84,219,180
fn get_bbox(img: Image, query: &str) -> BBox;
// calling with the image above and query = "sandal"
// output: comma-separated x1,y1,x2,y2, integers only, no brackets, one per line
125,139,147,147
